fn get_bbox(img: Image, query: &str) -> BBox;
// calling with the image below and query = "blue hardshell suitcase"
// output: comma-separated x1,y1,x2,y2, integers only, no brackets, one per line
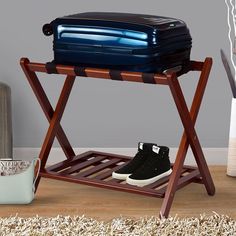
43,12,192,72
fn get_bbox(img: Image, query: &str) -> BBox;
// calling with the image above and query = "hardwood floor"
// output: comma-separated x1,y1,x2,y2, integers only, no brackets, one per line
0,166,235,221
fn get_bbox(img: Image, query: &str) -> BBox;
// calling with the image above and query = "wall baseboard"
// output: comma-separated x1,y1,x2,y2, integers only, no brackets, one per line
13,147,228,165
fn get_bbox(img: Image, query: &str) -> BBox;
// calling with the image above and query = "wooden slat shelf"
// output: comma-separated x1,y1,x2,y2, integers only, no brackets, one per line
41,151,199,198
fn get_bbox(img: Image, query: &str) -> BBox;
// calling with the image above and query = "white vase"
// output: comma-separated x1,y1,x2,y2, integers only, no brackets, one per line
227,98,236,176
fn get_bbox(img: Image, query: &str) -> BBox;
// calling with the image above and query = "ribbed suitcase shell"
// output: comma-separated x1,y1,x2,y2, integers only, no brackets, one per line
43,12,192,72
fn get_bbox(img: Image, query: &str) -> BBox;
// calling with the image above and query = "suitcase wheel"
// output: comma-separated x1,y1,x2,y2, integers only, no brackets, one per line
42,23,53,36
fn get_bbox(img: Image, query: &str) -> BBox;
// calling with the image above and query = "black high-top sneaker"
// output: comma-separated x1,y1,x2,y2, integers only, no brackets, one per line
126,145,172,187
112,142,156,180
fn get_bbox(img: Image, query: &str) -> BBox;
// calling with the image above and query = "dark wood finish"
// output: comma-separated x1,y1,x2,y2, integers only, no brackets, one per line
20,57,215,218
46,151,94,172
39,151,200,198
160,57,215,218
168,76,215,194
25,72,76,190
158,169,201,195
23,60,180,85
94,163,127,180
60,156,106,175
145,168,189,189
35,74,76,190
76,158,121,177
20,58,75,160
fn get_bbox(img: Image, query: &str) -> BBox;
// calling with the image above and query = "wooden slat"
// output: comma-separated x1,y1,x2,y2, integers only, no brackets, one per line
145,175,172,190
76,158,120,177
46,151,94,172
175,169,201,190
171,163,197,171
145,168,189,190
157,169,200,195
193,177,203,184
94,163,127,180
40,170,164,198
60,156,106,175
81,150,132,161
108,178,124,183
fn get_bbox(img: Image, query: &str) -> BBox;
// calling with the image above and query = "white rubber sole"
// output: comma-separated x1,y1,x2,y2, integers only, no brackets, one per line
112,171,131,180
126,169,172,187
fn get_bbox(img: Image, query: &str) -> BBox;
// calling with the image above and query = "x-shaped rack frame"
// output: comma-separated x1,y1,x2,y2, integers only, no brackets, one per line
20,57,215,218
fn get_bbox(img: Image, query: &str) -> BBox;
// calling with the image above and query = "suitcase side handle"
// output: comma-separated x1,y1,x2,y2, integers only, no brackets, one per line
42,23,53,36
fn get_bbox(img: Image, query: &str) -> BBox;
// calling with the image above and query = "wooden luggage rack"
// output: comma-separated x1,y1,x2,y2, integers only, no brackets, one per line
20,57,215,218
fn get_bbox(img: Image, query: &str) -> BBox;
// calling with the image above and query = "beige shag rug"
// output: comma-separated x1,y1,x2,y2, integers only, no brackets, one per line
0,213,235,236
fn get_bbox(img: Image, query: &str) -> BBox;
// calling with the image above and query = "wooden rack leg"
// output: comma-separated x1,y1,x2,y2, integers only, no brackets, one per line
20,58,75,160
34,75,76,191
160,58,215,218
